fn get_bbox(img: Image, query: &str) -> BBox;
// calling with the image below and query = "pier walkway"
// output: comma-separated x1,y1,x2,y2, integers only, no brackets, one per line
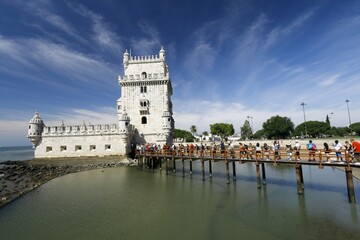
136,148,360,204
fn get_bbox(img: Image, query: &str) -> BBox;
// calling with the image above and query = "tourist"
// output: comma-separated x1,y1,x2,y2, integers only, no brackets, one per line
333,140,343,162
307,140,317,162
255,143,262,159
285,141,292,161
344,141,353,162
350,139,360,162
228,141,235,158
263,143,270,160
239,143,246,160
248,143,254,159
323,142,331,163
220,141,225,157
294,140,301,161
273,140,280,160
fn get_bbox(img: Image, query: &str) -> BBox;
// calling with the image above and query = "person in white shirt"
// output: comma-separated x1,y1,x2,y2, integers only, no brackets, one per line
333,140,343,162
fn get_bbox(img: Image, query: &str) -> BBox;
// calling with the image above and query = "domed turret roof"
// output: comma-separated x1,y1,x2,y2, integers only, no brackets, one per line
119,108,130,121
162,111,171,117
29,111,44,124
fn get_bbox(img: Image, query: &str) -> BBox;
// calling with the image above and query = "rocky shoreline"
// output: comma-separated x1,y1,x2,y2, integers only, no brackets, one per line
0,156,135,208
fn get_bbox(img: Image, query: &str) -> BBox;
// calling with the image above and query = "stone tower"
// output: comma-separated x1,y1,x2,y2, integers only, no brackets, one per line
27,111,44,148
117,47,174,145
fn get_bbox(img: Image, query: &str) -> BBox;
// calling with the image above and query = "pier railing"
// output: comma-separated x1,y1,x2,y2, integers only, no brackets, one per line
136,148,359,204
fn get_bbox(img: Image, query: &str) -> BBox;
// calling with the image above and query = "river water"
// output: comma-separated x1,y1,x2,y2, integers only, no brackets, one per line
0,160,360,240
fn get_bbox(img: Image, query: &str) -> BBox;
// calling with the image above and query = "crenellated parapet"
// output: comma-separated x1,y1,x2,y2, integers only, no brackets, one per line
118,72,167,83
42,123,120,137
129,54,163,63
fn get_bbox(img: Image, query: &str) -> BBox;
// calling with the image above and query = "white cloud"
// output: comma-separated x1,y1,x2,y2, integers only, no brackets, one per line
0,36,118,86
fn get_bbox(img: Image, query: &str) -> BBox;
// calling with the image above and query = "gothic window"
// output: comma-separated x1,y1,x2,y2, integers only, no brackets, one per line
141,116,147,124
140,100,149,107
140,86,147,93
141,72,147,79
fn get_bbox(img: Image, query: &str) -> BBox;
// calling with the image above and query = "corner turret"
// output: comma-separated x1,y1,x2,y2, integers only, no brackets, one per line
123,49,130,70
118,108,130,135
159,46,165,61
27,111,44,148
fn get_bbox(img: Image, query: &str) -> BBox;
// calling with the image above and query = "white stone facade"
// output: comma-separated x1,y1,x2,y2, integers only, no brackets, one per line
28,48,174,158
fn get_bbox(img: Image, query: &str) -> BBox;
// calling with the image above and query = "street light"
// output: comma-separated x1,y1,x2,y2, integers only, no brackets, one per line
300,102,307,137
345,99,352,134
247,116,253,132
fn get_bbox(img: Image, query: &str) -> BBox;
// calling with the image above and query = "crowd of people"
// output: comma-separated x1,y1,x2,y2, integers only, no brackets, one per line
136,139,360,163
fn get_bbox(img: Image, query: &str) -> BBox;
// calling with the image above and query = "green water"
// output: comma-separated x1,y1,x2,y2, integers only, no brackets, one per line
0,162,359,240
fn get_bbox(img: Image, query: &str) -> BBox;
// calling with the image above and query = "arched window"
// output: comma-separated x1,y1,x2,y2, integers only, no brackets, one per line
141,72,147,79
141,116,147,124
140,86,147,93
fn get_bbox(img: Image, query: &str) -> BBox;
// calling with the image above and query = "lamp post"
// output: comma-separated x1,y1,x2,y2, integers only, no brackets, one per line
247,116,253,132
300,102,307,137
345,99,352,134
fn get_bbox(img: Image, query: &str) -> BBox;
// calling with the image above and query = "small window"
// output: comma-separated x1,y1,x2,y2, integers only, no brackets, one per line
60,146,67,152
46,146,52,152
105,144,111,150
140,86,147,93
90,145,96,151
141,116,147,124
141,72,147,79
75,145,82,151
29,126,31,129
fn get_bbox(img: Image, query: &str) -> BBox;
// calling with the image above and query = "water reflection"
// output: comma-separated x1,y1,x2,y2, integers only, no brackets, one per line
0,164,359,240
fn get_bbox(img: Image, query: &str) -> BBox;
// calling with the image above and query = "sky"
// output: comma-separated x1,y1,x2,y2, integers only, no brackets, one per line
0,0,360,146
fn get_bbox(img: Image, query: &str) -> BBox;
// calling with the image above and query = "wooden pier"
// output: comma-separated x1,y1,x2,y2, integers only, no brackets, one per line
136,148,360,204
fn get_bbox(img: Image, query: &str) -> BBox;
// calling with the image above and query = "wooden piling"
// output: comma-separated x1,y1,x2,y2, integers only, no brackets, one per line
173,154,176,173
232,161,236,181
181,152,185,177
261,163,266,185
201,154,205,180
209,154,213,178
165,156,168,175
345,166,356,204
256,162,261,188
225,160,230,184
318,151,323,169
296,165,303,194
190,153,193,175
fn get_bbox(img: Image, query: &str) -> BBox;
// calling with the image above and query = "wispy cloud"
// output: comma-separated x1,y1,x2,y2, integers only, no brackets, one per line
265,9,315,48
0,35,118,86
73,4,123,53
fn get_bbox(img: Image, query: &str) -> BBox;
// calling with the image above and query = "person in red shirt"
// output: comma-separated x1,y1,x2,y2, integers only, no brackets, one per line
350,139,360,162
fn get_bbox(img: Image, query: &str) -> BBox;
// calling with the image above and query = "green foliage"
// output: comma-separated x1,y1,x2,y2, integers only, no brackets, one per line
202,131,209,136
210,123,235,139
326,115,331,127
190,125,197,135
253,129,266,139
174,129,195,142
240,120,252,140
294,121,330,137
350,122,360,135
262,115,294,139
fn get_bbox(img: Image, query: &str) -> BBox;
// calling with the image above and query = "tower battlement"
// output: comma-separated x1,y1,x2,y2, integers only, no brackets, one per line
42,123,120,137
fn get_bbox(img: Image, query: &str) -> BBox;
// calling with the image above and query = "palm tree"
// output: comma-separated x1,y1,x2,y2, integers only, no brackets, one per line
190,125,197,136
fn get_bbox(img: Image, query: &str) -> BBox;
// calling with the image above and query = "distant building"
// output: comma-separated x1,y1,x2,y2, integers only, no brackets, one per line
28,48,174,158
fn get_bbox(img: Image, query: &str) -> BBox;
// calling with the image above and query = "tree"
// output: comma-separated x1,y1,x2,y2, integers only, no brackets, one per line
294,121,330,138
253,129,266,139
210,123,234,139
326,114,331,127
174,129,195,142
190,125,197,136
350,122,360,135
202,131,209,136
240,120,252,140
262,115,294,139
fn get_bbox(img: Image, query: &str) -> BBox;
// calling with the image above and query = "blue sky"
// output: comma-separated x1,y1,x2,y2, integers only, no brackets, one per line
0,0,359,146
